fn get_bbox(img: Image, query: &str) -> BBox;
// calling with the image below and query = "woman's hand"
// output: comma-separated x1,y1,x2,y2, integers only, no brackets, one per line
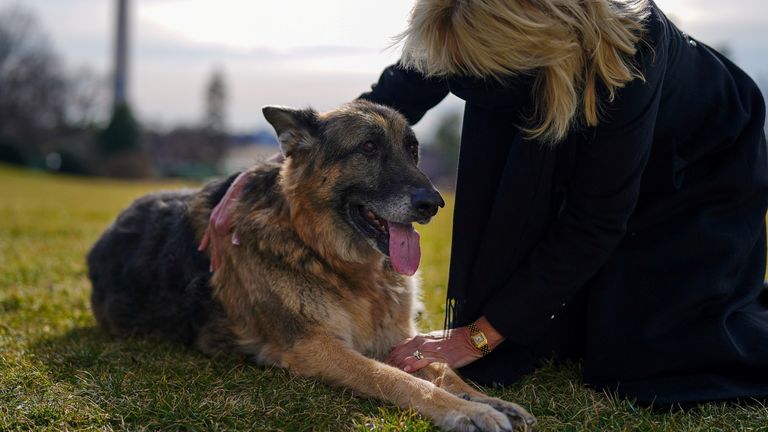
385,317,505,373
385,328,482,373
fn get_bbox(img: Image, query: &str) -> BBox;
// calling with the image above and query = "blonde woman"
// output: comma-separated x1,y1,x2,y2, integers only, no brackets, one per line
202,0,768,407
368,0,768,406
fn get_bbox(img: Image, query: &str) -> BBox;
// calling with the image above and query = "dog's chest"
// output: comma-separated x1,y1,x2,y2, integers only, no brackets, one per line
342,278,418,360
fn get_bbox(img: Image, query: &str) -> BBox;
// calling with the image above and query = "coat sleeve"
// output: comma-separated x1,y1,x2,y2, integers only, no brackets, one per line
482,22,669,345
358,63,450,124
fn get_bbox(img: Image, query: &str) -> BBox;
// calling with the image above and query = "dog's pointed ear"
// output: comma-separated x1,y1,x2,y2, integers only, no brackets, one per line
262,106,319,157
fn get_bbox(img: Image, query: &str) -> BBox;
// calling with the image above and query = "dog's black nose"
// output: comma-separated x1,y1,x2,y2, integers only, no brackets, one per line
411,188,445,218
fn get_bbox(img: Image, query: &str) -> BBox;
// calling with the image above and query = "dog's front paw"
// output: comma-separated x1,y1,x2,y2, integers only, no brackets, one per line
439,401,512,432
460,394,536,432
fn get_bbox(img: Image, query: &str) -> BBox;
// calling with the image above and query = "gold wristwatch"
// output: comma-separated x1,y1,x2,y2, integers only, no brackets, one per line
467,321,491,356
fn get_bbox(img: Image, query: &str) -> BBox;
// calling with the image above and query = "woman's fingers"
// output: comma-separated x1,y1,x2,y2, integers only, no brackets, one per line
400,343,446,372
386,336,427,366
386,330,459,371
388,338,446,372
388,336,419,358
386,339,416,366
402,356,432,373
397,334,482,372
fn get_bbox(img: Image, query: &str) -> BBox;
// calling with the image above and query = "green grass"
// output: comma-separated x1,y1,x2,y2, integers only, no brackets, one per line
1,164,767,431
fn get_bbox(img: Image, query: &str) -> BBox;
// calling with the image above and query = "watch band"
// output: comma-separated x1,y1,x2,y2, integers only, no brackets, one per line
467,321,491,356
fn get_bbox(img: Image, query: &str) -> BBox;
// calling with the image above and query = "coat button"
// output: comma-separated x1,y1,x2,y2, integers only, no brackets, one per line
688,38,697,47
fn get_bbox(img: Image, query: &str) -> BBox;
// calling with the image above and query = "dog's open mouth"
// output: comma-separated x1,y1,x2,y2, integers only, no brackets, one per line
350,205,421,276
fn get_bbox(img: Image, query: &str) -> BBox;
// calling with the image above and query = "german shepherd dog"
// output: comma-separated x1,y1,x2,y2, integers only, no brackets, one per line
87,100,535,431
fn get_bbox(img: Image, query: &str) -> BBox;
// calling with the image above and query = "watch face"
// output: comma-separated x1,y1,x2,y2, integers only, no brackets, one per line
471,333,487,346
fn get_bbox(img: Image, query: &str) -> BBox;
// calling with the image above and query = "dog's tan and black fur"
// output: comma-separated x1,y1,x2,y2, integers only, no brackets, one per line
87,100,535,431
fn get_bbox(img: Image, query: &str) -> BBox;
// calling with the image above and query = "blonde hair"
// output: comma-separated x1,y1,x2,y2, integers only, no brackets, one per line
397,0,650,144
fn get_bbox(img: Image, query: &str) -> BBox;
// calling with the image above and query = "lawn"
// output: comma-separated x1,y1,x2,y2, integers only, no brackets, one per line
1,164,767,431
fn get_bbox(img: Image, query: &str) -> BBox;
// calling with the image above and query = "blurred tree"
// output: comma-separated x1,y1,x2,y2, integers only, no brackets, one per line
0,5,67,164
191,67,229,175
205,68,227,134
98,102,152,178
93,0,150,177
100,103,140,155
66,67,108,128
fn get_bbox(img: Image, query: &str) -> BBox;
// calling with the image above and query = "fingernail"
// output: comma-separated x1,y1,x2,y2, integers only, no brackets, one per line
404,366,411,372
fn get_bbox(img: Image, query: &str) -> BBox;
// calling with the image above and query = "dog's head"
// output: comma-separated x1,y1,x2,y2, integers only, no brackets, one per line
263,100,444,275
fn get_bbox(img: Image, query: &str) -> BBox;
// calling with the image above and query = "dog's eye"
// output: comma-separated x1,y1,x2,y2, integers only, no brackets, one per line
360,141,376,155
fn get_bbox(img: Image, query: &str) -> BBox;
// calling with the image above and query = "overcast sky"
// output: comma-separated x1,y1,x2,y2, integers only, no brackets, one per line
2,0,767,134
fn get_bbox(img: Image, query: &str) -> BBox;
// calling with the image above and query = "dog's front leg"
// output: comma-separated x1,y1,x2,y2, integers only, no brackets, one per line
283,334,518,432
415,363,536,430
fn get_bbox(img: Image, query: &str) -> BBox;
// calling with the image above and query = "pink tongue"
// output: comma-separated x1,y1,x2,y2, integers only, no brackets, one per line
388,222,421,276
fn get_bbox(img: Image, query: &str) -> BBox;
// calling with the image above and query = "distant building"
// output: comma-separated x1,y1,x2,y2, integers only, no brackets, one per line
141,127,279,178
219,131,279,174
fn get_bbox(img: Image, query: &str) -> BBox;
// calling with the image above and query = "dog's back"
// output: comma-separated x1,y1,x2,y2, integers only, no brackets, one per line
88,175,236,344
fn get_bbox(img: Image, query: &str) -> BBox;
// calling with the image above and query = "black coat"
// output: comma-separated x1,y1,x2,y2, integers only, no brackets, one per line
360,3,768,406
